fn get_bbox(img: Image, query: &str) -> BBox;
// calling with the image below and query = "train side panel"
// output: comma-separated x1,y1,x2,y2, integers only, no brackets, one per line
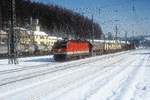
53,40,92,61
66,40,90,55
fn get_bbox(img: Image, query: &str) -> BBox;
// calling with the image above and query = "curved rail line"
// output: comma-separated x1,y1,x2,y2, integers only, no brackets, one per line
52,58,135,100
0,51,131,86
0,51,130,75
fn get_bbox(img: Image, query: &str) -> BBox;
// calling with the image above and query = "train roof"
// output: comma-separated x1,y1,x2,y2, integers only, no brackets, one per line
58,39,90,43
89,39,130,44
59,39,130,44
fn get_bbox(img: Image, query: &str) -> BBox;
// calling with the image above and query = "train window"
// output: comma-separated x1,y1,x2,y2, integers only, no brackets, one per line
53,41,67,49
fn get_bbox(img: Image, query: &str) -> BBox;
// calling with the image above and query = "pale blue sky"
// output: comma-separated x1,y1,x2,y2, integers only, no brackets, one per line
32,0,150,37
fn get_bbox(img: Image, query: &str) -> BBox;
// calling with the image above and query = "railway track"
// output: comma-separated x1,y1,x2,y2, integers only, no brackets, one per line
110,55,149,100
0,50,131,75
0,50,132,87
51,56,136,100
85,57,143,100
48,52,142,100
82,54,147,100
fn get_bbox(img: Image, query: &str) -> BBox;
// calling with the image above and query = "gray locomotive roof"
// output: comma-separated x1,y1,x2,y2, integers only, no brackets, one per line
89,39,130,44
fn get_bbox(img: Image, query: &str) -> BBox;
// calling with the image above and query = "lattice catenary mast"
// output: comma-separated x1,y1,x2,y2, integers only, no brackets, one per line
8,0,18,64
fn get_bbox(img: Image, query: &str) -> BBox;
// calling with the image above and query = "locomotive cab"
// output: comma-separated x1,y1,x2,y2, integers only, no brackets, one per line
52,39,92,61
52,40,68,61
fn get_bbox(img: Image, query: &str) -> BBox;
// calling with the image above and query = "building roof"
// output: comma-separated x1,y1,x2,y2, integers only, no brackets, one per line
0,30,7,35
33,31,48,36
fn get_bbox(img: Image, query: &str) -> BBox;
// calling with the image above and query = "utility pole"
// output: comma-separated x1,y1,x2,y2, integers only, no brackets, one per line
91,14,95,56
115,25,118,41
92,15,94,43
30,17,35,52
125,31,127,44
102,34,105,54
8,0,18,64
98,8,101,39
131,0,136,44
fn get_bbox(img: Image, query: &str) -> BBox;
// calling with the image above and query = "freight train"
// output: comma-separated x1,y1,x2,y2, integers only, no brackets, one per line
52,39,135,61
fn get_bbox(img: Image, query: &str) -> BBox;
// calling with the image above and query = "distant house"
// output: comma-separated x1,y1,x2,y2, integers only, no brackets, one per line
14,26,62,52
0,30,7,45
0,19,62,53
0,30,8,54
30,19,62,50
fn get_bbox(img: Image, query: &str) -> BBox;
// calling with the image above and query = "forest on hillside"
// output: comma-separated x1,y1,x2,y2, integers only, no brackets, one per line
0,0,103,39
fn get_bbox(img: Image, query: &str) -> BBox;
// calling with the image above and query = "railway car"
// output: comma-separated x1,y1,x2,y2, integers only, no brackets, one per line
52,39,135,61
52,39,92,61
91,40,134,55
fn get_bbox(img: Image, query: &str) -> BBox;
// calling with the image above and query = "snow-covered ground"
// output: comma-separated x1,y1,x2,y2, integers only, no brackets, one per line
0,48,149,100
0,55,56,71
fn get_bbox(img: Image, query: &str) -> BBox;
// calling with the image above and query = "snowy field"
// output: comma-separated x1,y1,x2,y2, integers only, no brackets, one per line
0,48,150,100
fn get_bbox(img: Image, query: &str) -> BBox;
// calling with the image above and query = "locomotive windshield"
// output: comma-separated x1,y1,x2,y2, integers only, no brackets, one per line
53,40,67,49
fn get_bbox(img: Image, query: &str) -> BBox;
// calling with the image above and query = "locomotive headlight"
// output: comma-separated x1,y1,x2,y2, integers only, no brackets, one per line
58,49,62,52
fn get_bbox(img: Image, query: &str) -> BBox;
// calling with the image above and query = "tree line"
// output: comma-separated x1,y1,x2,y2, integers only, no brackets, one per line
0,0,103,39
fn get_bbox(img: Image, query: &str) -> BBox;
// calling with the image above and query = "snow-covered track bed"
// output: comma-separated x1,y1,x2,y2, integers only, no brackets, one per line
1,49,148,100
0,51,128,87
86,55,147,100
49,56,135,100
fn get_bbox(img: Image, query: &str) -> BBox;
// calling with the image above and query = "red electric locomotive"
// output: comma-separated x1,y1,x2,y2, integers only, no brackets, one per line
52,39,92,61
